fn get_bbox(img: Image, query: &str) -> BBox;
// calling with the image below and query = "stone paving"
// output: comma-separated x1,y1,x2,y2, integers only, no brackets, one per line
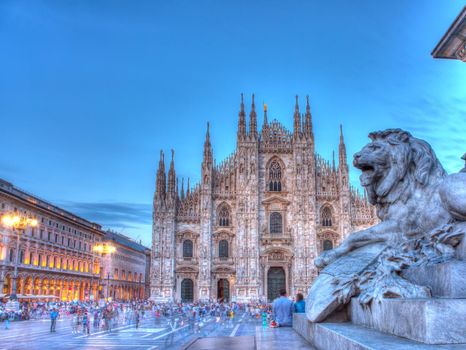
0,312,313,349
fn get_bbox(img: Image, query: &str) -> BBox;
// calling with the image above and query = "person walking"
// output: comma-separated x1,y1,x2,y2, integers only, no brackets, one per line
50,307,59,333
272,289,293,327
135,310,140,329
4,312,11,330
293,293,306,314
82,311,90,336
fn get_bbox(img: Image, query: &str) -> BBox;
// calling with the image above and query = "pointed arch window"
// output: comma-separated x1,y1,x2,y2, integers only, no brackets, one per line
321,207,333,227
270,212,283,234
219,240,229,259
218,206,230,227
183,239,193,258
268,160,282,192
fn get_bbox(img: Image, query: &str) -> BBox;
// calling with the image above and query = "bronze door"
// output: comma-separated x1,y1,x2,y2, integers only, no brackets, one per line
267,267,285,302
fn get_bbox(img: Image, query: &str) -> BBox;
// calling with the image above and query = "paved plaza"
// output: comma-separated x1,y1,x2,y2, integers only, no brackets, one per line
0,311,312,350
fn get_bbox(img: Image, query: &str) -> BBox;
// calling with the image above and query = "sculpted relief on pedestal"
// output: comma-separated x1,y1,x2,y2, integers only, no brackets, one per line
307,129,466,322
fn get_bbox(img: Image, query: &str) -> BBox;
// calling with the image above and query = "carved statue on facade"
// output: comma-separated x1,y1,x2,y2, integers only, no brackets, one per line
307,129,466,322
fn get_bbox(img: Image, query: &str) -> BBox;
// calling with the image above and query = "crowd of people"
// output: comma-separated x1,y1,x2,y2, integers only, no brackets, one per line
0,292,306,334
0,299,150,334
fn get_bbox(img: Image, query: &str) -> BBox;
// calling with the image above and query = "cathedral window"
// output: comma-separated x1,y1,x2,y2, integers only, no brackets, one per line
270,212,283,234
218,206,230,226
219,240,229,259
321,207,333,227
268,160,282,192
183,239,193,258
323,240,333,251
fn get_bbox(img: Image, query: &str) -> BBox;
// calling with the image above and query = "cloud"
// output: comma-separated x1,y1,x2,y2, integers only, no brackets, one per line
58,201,152,228
387,95,466,174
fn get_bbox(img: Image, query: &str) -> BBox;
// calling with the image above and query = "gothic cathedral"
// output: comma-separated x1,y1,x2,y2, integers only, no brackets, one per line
150,95,377,303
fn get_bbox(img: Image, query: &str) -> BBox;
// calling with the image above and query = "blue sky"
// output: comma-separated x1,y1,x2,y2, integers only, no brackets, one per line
1,1,465,246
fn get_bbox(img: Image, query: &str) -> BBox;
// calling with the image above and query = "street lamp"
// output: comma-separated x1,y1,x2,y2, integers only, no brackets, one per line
92,243,116,302
1,213,38,303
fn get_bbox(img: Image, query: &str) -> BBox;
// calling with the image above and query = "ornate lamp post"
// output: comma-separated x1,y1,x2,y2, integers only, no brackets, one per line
1,213,38,303
92,243,116,302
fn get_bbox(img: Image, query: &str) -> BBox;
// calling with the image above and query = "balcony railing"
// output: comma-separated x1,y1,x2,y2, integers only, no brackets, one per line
261,232,292,245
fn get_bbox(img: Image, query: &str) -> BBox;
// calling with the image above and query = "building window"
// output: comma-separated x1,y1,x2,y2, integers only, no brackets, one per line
55,234,58,243
9,249,14,262
40,230,44,240
48,232,51,241
29,252,34,265
218,206,230,226
268,160,282,192
219,240,229,258
321,207,333,227
19,250,24,264
114,269,119,279
270,212,283,234
183,240,193,258
323,240,333,251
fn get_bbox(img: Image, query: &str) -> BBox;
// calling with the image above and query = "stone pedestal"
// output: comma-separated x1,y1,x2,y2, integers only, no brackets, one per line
293,313,466,349
349,298,466,344
402,261,466,298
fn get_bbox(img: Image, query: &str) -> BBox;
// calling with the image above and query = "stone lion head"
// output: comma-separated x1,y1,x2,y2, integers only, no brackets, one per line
353,129,446,205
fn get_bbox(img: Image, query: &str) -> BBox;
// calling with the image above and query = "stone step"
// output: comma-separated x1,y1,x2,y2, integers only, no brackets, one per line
349,298,466,344
293,314,466,350
402,260,466,298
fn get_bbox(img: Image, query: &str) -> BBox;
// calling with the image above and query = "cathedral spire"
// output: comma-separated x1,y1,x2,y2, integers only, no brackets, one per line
186,177,190,196
167,149,176,198
293,95,301,139
339,124,348,172
263,102,268,127
156,150,166,200
237,93,247,141
180,177,185,200
203,122,213,166
305,95,314,140
249,93,258,140
332,150,336,171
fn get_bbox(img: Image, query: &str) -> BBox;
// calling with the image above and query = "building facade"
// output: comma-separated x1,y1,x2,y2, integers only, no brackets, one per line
151,95,377,303
100,231,150,301
0,179,151,302
0,179,103,301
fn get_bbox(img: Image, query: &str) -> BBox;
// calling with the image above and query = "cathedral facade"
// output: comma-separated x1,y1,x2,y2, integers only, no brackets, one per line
150,95,377,303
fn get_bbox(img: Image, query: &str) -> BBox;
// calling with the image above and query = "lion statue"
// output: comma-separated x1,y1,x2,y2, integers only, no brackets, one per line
315,128,466,269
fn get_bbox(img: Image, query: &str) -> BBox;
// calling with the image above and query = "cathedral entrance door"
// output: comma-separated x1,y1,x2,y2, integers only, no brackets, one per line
181,279,194,302
267,267,285,302
217,279,230,302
